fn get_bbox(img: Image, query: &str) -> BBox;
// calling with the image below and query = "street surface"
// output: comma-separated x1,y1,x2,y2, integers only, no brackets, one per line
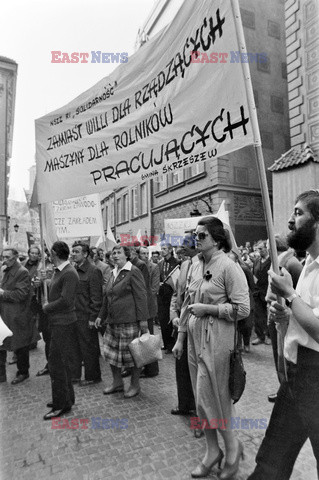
0,331,316,480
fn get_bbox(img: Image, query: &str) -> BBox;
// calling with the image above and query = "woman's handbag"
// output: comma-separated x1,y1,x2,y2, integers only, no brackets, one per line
229,304,246,404
128,332,163,368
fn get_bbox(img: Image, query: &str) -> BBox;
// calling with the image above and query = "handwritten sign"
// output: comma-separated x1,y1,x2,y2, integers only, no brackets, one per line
52,194,104,238
35,0,258,204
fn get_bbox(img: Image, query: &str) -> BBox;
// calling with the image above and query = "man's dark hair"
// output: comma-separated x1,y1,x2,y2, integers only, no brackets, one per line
51,241,70,260
295,190,319,222
72,241,90,257
2,246,19,257
112,244,131,260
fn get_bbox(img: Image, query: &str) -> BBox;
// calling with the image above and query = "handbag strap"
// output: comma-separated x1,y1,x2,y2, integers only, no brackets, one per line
232,304,239,350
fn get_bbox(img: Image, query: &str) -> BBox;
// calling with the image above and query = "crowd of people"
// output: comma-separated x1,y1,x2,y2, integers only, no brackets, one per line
0,189,319,479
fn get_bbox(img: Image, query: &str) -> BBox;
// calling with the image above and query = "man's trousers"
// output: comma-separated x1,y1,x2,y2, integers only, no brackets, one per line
248,346,319,480
0,346,29,377
70,317,101,381
48,323,76,410
175,334,195,411
143,318,159,376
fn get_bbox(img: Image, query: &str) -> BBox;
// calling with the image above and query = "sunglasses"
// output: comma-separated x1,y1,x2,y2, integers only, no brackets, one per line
195,232,209,241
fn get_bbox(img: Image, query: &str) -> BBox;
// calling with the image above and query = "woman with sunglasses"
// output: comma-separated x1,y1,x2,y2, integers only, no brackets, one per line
173,217,250,479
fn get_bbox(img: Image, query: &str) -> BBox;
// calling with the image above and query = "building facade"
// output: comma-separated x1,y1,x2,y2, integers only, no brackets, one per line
101,0,290,246
270,0,319,234
0,56,17,248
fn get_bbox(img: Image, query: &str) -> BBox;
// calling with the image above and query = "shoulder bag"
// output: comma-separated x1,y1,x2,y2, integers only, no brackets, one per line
229,304,246,404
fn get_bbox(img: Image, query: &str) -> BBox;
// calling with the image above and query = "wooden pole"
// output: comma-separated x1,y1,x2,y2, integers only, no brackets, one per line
231,0,287,379
38,204,48,302
231,0,279,273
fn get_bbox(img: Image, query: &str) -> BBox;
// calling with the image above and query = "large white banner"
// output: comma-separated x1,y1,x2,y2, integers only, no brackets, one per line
35,0,259,204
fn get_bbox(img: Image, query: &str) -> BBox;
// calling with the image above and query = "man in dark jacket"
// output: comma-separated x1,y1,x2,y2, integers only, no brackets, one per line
42,241,79,420
121,245,151,378
0,247,32,384
138,245,160,377
158,243,179,353
22,246,42,350
71,242,103,386
252,240,272,345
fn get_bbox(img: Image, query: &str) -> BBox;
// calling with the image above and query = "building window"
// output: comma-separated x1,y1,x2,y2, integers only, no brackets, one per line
172,170,184,185
192,163,205,176
140,183,148,215
122,193,129,222
101,207,106,231
110,198,114,227
116,198,122,224
104,206,108,231
154,175,168,193
268,20,281,40
271,95,284,114
234,167,248,185
240,9,255,29
257,55,270,73
131,186,138,218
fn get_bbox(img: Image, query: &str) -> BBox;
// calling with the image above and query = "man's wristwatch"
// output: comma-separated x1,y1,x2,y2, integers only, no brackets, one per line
286,292,299,307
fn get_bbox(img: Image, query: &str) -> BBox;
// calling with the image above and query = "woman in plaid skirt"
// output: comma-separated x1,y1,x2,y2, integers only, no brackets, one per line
95,245,149,398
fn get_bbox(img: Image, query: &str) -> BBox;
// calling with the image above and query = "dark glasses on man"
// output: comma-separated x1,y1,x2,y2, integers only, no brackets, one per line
195,232,209,241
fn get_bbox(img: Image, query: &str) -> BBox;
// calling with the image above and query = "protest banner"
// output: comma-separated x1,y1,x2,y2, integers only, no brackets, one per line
35,0,259,205
52,193,104,238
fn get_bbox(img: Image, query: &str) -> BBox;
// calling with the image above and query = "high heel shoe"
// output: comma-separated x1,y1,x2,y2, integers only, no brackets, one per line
219,440,244,479
191,449,224,478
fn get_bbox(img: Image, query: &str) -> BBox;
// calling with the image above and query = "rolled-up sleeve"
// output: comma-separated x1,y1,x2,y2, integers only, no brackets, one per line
218,263,250,321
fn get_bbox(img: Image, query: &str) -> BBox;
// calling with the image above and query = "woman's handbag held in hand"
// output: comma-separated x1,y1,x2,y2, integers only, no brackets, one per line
128,332,163,369
229,304,246,404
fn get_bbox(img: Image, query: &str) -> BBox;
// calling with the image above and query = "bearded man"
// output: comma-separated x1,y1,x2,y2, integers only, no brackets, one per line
248,190,319,479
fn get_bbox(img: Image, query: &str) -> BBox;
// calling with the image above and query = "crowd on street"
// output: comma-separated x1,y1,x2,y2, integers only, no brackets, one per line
1,189,319,480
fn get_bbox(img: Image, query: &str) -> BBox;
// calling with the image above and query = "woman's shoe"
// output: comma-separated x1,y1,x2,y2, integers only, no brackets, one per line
219,441,244,479
103,384,124,395
194,429,204,439
124,386,140,398
244,345,250,353
191,449,224,478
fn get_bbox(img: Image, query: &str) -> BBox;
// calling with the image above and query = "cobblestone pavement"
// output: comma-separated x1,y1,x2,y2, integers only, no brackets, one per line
0,332,317,480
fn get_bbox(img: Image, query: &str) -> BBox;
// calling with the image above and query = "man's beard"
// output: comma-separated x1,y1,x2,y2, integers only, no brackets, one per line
287,218,317,251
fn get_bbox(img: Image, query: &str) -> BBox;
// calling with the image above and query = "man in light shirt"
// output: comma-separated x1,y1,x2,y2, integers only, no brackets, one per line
248,190,319,479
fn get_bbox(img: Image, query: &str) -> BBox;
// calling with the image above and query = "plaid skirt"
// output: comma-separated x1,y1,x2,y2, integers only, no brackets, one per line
103,322,139,368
